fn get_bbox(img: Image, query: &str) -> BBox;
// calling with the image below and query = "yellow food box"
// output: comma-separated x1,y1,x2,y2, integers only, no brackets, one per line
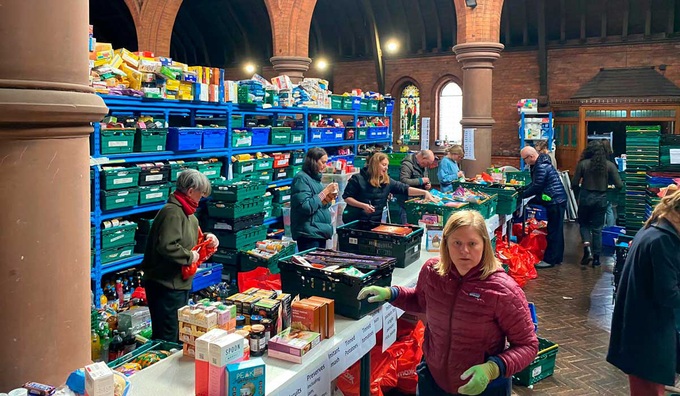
116,48,139,68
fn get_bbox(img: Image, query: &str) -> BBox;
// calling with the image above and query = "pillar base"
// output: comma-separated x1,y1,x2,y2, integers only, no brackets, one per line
270,56,312,83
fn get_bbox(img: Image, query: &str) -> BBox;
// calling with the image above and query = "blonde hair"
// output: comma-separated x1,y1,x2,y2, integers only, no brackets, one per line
367,152,390,188
435,210,501,279
534,140,549,152
645,185,680,227
447,145,464,156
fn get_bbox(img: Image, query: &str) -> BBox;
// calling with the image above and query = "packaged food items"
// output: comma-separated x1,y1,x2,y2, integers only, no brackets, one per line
132,350,172,368
115,363,142,377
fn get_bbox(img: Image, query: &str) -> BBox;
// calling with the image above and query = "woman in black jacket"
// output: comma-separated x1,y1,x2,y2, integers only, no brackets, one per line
571,141,623,267
342,152,436,223
607,189,680,396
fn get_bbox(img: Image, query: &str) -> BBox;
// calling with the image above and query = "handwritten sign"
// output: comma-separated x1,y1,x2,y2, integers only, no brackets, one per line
372,312,383,334
327,343,346,380
341,332,363,372
381,303,398,352
278,377,305,396
306,357,331,396
359,321,376,356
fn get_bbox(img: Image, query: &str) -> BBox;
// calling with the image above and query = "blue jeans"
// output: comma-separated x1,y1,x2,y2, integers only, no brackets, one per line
416,359,512,396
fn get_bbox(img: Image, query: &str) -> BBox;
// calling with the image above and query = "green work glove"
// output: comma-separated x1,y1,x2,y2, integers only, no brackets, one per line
457,361,500,396
357,286,392,303
541,193,552,202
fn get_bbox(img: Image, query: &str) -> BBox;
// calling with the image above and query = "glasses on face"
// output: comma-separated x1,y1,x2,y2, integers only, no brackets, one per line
522,155,531,161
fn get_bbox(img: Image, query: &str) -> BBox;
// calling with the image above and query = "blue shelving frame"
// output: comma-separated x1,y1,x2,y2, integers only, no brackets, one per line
519,112,554,169
91,94,392,305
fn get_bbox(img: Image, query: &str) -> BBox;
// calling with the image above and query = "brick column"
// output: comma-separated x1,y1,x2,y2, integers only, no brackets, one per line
453,42,504,176
264,0,317,82
0,0,107,389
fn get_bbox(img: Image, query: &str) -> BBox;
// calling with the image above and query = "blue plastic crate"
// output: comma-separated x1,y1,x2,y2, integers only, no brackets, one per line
309,127,329,142
368,126,388,139
528,302,538,332
526,205,547,221
603,226,626,247
331,127,345,140
191,263,223,292
201,128,227,149
352,96,362,110
251,127,270,146
167,128,203,151
385,98,395,113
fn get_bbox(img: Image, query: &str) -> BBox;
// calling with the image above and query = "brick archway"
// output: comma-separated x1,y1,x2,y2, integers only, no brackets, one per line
453,0,504,43
123,0,183,56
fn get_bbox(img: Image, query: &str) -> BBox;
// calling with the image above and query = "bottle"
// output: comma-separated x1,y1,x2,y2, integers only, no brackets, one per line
115,280,124,306
101,334,111,363
249,325,265,357
123,331,136,354
109,330,123,361
91,330,101,361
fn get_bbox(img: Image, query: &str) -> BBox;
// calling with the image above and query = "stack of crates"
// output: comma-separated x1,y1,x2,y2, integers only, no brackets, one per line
205,180,268,276
616,171,627,227
624,126,660,233
100,219,138,267
659,134,680,167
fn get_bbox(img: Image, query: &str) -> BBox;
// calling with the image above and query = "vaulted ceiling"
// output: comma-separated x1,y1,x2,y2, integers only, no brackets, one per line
89,0,680,68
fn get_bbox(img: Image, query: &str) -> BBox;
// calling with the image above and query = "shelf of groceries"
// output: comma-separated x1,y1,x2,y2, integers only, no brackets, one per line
126,216,498,395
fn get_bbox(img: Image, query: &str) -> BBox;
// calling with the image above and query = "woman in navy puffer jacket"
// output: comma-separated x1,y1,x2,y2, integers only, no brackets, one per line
358,210,538,395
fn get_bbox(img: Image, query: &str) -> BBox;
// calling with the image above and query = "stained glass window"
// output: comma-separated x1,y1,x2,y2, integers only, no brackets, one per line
400,84,420,143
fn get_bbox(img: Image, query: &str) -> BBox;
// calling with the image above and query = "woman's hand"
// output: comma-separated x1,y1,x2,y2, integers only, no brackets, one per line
457,361,500,395
458,170,465,178
205,233,219,248
363,203,376,214
191,250,200,264
423,192,440,203
357,286,392,303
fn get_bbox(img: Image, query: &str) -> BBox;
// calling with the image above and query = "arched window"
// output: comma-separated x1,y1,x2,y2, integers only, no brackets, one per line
399,84,420,143
438,82,463,143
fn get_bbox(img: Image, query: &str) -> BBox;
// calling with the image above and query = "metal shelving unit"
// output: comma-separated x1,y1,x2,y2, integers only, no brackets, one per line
519,112,554,168
90,94,393,305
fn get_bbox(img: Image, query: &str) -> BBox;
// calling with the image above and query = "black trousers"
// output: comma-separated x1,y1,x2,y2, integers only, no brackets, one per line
543,203,566,265
145,280,189,342
577,190,608,255
296,237,327,252
416,359,512,396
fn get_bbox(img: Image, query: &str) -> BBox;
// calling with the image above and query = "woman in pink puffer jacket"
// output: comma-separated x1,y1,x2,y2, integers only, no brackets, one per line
359,210,538,395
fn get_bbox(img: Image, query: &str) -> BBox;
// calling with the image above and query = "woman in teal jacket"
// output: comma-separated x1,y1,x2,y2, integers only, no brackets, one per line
290,147,338,251
438,145,465,192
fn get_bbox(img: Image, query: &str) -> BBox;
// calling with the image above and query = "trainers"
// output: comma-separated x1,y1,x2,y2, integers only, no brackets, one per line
535,261,555,269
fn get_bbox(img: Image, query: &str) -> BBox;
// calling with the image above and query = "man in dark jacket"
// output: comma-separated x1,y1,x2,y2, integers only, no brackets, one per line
520,146,568,268
607,217,680,394
399,150,435,223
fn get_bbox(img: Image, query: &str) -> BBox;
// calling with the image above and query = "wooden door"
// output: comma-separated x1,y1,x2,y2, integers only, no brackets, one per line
554,121,579,174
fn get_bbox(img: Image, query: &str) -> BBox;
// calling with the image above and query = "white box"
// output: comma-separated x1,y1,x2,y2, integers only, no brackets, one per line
209,333,244,367
85,362,114,396
196,329,228,362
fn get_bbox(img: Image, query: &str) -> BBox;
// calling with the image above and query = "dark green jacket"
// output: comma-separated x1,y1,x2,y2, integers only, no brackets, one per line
290,170,333,240
142,194,199,290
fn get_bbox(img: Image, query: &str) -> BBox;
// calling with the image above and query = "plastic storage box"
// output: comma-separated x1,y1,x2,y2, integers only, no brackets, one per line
206,196,265,219
101,243,136,264
139,183,171,205
101,167,141,190
337,220,424,268
213,224,268,250
211,180,267,203
201,128,227,149
101,222,138,249
101,128,135,155
250,127,270,146
204,213,265,233
101,188,139,211
232,131,253,148
270,127,291,145
191,263,224,292
138,164,170,186
134,128,168,152
513,338,559,386
167,128,203,151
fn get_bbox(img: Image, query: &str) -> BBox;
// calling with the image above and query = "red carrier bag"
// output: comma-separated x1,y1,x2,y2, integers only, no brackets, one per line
182,228,216,280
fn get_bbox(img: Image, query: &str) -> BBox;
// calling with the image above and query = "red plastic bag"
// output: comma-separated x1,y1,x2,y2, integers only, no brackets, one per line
497,243,538,287
182,228,217,280
237,266,281,292
519,230,547,261
336,348,398,396
394,321,425,394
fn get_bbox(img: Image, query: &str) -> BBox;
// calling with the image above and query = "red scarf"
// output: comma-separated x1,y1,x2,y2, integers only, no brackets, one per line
173,190,199,216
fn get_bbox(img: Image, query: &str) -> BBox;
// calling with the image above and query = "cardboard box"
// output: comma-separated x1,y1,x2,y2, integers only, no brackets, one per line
307,296,335,338
426,226,444,252
183,343,196,357
276,293,292,329
267,329,321,364
208,333,244,396
291,301,321,334
225,358,266,396
84,362,114,396
301,299,328,340
196,329,228,396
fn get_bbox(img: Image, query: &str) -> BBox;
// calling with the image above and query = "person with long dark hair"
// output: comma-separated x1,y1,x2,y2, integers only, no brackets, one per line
571,141,623,267
290,147,338,251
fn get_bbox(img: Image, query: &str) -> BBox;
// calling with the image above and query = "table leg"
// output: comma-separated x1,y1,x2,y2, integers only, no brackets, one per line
360,352,371,395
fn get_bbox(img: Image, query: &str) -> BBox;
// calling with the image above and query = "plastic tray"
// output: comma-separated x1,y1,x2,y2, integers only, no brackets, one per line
139,183,171,205
232,131,253,148
134,128,168,152
101,188,139,211
203,212,265,233
138,164,170,186
211,180,266,202
101,223,138,249
201,128,227,149
191,263,224,292
101,128,135,155
206,196,265,219
337,220,424,268
101,167,141,190
214,224,268,250
167,128,203,151
250,127,270,146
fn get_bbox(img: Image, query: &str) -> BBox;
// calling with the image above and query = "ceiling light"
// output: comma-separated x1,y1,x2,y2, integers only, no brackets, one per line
465,0,477,7
385,40,399,54
244,63,256,74
316,58,329,71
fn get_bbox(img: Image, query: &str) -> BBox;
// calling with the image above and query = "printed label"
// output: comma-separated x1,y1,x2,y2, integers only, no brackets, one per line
242,164,254,173
156,145,163,151
282,195,291,201
113,177,133,185
203,170,217,176
110,235,124,242
146,174,163,182
146,192,163,199
115,198,125,204
214,223,232,230
120,250,131,257
349,237,358,245
532,366,542,377
108,141,128,147
236,137,251,146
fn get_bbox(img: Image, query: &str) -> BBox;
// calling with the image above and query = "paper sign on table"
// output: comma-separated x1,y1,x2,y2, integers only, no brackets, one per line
381,303,398,352
372,313,383,334
340,331,363,372
277,376,306,396
359,321,376,356
396,307,405,318
306,357,331,396
327,343,346,380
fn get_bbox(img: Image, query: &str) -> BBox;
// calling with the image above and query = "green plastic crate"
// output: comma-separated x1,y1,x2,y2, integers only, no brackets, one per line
198,162,223,180
387,153,409,167
290,131,305,145
139,183,171,205
341,96,353,110
357,127,368,140
101,222,138,249
255,171,273,184
505,171,532,186
239,243,295,274
101,243,136,264
206,196,265,219
232,131,253,148
270,127,291,145
287,165,303,178
255,157,274,171
101,188,139,211
215,225,268,250
291,151,305,166
101,166,141,190
231,172,255,182
263,206,273,219
212,248,240,266
134,128,168,152
136,218,154,234
107,340,181,370
360,99,369,111
169,161,199,181
263,194,274,209
211,180,267,202
271,202,284,218
272,188,292,204
330,95,344,110
234,159,256,174
513,337,559,386
368,99,379,111
101,128,135,155
353,156,368,169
